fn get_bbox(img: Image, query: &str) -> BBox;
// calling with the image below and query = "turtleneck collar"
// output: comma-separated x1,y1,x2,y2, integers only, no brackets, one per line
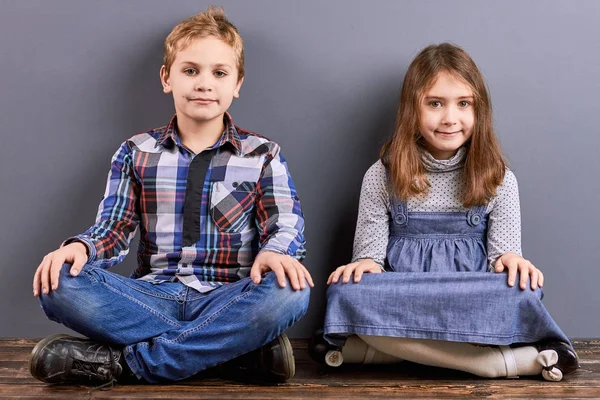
420,146,466,172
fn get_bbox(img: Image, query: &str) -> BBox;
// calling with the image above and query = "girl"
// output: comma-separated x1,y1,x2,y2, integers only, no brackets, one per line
312,43,579,381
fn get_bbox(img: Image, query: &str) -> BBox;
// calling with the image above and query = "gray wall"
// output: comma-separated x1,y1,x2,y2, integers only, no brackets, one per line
1,0,599,339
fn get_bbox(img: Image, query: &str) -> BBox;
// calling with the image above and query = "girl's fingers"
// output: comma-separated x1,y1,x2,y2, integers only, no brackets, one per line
342,263,358,283
353,265,366,283
529,267,539,290
329,265,347,284
494,257,505,273
506,259,519,287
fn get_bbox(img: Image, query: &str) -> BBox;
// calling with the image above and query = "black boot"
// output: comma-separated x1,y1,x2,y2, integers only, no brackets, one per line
225,333,295,384
29,334,129,385
536,340,580,377
308,329,343,367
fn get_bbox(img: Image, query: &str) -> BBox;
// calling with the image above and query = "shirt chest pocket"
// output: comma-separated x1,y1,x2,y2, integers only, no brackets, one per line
210,181,257,232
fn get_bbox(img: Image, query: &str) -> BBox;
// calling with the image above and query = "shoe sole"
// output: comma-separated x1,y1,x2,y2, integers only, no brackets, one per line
29,334,73,382
278,333,295,381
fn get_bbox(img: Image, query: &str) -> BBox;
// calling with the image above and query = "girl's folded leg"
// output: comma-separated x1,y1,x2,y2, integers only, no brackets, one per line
358,335,549,379
342,335,403,364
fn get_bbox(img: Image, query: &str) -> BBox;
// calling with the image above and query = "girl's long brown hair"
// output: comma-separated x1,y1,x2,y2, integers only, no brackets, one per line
382,43,506,207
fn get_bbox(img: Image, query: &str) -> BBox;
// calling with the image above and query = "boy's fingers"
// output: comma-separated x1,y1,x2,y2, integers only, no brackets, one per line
300,263,315,287
538,270,544,288
282,260,300,290
40,256,52,295
272,263,287,288
292,260,311,289
70,254,86,277
249,262,263,284
288,260,305,289
33,264,43,296
50,256,64,291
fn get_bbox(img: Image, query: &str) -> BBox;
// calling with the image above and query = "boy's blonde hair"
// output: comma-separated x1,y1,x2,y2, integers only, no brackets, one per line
163,6,244,80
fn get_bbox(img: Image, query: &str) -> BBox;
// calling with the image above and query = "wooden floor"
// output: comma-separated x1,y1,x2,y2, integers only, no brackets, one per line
2,339,600,399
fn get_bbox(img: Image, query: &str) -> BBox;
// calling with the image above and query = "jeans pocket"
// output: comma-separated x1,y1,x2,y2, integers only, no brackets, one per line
210,180,256,232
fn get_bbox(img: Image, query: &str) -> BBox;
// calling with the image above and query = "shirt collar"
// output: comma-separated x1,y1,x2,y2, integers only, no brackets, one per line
420,146,466,172
157,113,244,156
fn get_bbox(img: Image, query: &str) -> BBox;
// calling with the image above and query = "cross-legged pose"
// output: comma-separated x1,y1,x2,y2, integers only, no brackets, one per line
312,43,578,382
30,6,313,387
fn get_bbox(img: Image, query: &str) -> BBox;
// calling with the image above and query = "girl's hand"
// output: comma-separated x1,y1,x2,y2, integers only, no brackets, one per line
494,252,544,290
327,259,383,285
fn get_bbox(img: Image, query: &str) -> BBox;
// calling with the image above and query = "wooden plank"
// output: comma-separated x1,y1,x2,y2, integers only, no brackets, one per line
0,339,599,399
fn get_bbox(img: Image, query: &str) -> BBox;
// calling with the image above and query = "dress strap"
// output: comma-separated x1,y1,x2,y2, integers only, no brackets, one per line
392,200,408,227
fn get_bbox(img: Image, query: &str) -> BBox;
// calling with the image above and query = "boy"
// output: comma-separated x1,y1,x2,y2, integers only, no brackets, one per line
30,6,312,386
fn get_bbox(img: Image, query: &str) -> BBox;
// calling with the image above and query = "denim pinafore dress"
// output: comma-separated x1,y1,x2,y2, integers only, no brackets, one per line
324,197,570,347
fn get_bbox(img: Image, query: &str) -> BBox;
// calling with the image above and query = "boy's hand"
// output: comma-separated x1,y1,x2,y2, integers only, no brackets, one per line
33,242,88,297
494,252,544,290
327,258,383,285
250,251,314,291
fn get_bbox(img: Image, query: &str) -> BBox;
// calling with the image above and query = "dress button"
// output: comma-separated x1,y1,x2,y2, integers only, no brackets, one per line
471,214,481,225
395,214,407,225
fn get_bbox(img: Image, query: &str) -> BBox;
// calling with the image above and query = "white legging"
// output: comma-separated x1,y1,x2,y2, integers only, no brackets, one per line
339,335,560,380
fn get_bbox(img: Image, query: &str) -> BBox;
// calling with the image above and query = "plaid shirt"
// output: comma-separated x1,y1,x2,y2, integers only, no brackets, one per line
66,114,306,292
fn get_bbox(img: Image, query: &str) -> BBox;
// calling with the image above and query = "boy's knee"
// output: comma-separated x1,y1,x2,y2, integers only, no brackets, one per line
38,263,94,320
255,279,310,329
273,284,310,319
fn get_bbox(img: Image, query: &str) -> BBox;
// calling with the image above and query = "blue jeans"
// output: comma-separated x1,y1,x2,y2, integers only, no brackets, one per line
38,264,310,383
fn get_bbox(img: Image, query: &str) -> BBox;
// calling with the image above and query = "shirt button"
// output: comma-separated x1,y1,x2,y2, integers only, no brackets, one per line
294,195,300,201
232,181,239,188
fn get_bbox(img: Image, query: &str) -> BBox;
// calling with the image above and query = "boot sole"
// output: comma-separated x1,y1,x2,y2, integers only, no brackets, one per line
29,334,73,382
278,333,295,380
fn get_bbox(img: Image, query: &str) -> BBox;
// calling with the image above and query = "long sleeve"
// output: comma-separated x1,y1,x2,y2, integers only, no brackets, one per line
65,142,141,268
486,169,522,268
352,160,390,266
254,145,306,260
